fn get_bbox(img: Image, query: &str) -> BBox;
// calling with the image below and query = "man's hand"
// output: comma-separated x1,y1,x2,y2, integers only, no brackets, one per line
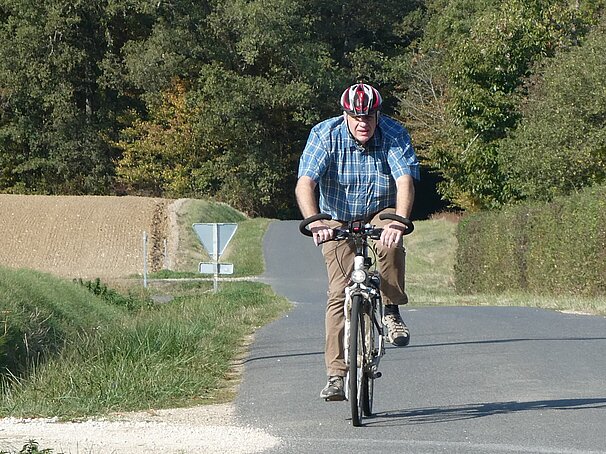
380,221,407,248
310,221,334,246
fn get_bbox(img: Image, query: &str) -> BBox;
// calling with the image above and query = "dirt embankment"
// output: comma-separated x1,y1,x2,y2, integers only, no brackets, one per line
0,194,175,280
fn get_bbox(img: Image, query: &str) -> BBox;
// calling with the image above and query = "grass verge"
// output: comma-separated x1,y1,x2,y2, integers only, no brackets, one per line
0,280,290,419
0,198,290,420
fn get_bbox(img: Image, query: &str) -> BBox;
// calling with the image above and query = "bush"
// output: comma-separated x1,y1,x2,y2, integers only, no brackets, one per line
455,185,606,296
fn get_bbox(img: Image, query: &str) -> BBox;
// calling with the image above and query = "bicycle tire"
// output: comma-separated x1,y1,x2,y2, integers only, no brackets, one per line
349,294,365,426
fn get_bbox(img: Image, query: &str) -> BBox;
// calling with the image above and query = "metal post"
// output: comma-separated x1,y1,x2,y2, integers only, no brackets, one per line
143,231,148,288
213,224,219,292
163,238,168,269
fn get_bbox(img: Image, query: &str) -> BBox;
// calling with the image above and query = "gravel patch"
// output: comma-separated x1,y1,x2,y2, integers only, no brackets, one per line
0,404,281,453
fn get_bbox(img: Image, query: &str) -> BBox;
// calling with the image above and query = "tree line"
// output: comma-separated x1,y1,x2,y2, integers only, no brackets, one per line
1,0,604,217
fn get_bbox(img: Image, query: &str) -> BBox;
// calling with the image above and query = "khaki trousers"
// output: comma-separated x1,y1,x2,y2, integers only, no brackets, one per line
321,208,408,377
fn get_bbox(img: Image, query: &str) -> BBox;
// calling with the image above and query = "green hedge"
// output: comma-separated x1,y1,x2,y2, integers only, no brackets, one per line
455,185,606,296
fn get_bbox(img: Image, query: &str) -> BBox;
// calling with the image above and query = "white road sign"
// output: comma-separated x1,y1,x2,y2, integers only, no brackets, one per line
192,223,238,259
199,262,234,275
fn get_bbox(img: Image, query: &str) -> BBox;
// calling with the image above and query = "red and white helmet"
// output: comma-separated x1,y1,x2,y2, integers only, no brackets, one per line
340,83,382,116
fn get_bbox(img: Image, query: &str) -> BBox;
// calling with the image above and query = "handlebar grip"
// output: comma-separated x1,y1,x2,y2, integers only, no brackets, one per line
299,213,333,237
378,213,415,235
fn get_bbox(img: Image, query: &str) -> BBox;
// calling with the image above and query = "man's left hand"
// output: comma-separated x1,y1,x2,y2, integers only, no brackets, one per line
380,221,407,248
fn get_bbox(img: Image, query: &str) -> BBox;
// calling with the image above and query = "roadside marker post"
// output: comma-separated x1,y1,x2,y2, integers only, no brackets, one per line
192,223,238,292
143,231,148,288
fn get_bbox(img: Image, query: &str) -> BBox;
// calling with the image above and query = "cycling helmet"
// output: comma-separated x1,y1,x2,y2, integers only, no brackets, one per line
340,83,382,116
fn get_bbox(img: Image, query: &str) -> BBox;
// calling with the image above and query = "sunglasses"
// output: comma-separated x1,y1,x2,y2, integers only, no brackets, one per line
347,113,377,123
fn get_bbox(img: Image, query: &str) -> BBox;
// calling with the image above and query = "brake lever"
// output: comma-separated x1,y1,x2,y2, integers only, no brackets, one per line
368,228,383,240
333,229,350,241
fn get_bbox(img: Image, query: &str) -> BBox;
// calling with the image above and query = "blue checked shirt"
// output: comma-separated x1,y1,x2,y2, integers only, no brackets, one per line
298,115,420,221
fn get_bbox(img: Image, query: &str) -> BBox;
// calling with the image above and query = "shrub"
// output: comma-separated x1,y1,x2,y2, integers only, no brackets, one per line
455,185,606,296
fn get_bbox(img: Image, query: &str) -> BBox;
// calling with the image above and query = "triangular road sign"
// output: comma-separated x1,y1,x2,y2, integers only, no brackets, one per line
192,223,238,259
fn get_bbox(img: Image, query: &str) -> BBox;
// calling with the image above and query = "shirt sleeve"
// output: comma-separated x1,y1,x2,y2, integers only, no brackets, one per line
297,127,330,181
387,128,420,181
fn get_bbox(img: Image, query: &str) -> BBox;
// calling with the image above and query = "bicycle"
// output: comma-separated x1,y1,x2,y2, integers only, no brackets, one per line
299,212,414,426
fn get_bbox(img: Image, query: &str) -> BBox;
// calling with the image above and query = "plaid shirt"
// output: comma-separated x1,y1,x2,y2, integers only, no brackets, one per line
298,115,420,221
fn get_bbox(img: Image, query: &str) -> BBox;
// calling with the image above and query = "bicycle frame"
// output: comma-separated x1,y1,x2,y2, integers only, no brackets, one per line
344,283,385,384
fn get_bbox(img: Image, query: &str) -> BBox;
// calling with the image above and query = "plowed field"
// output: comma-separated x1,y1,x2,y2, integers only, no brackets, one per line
0,194,175,279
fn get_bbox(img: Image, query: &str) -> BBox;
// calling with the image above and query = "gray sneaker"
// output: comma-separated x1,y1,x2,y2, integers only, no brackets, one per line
383,313,410,346
320,376,345,401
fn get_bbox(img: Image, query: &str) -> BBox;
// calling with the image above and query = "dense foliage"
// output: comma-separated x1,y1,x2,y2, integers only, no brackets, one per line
1,0,605,216
499,24,606,201
400,0,606,210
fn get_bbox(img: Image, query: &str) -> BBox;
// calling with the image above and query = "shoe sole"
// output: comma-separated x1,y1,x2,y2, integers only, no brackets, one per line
322,394,346,402
389,334,410,347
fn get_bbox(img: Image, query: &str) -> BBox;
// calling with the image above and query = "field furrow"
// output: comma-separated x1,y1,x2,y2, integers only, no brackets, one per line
0,195,174,279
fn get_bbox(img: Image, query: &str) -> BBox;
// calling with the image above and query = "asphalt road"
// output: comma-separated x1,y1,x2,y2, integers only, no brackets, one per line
235,220,606,454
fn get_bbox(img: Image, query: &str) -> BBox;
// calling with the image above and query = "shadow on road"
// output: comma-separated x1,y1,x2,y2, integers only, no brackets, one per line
367,398,606,426
408,337,606,349
239,351,324,364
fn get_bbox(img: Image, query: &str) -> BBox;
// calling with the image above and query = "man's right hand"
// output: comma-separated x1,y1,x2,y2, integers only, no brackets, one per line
310,221,334,246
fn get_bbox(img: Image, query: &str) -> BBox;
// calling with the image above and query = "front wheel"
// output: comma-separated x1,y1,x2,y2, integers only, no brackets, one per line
348,295,366,426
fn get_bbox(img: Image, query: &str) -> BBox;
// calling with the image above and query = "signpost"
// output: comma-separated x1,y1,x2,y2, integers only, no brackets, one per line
192,223,238,292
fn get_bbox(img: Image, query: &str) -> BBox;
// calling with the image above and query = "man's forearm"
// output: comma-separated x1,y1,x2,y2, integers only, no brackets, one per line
295,176,320,219
395,175,415,218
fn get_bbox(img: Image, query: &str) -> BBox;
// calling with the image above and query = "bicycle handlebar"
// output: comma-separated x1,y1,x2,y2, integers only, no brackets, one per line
299,213,332,236
378,212,415,235
298,212,414,238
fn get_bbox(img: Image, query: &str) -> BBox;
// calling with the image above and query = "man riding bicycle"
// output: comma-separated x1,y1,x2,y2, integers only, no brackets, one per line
295,83,420,401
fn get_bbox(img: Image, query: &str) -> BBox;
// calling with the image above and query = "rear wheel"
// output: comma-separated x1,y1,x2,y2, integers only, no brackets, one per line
362,373,372,416
362,306,377,416
349,295,366,426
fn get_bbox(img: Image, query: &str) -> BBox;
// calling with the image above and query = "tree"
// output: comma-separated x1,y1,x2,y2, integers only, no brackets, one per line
116,0,344,216
401,0,606,210
499,22,606,202
114,79,199,197
0,0,152,194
